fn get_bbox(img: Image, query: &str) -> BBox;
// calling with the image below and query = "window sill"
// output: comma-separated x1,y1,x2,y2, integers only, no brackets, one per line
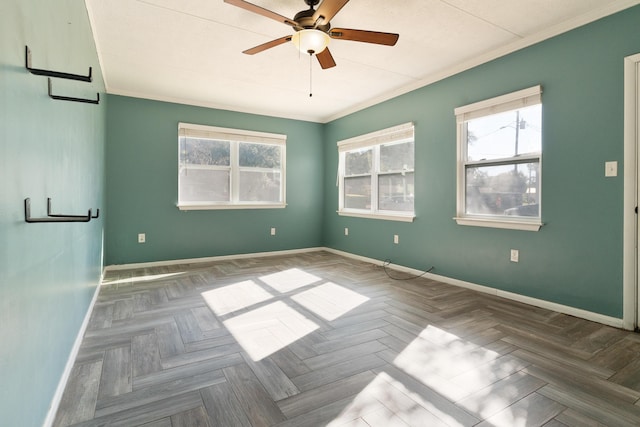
178,203,286,211
338,210,415,223
453,216,543,231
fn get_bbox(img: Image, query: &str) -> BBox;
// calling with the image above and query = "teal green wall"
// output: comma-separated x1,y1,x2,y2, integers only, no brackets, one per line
0,1,106,426
105,96,324,265
323,6,640,318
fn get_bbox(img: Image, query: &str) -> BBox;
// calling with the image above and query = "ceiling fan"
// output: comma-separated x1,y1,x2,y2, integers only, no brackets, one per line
224,0,399,69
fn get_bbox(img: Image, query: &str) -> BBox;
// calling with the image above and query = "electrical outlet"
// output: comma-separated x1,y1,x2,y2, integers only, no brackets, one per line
394,234,399,244
138,233,146,243
344,227,349,236
510,249,519,263
270,227,276,236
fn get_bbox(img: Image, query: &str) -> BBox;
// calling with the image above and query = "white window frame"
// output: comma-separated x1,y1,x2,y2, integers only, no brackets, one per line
337,122,415,222
177,123,286,211
454,86,543,231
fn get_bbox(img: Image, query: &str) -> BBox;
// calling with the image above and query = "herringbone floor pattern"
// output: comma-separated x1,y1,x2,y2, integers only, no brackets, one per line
54,251,640,426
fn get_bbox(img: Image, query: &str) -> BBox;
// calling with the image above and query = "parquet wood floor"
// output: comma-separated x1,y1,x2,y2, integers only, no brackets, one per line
53,251,640,426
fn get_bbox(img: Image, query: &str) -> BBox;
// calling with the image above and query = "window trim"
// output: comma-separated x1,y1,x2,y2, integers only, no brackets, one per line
454,86,543,231
177,123,286,211
337,122,416,222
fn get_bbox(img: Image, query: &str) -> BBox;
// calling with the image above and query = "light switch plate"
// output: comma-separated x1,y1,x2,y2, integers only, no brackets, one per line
605,161,617,177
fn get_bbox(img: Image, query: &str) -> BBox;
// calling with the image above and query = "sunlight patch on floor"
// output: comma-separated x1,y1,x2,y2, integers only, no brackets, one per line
291,282,370,321
455,371,541,421
201,268,369,361
101,272,184,286
222,300,319,361
260,268,322,293
327,372,452,426
417,325,480,355
393,325,501,401
449,352,530,392
202,280,273,316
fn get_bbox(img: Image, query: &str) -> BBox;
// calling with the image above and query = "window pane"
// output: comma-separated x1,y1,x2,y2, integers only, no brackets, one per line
239,143,281,168
466,162,540,216
345,149,372,175
466,104,541,161
179,168,230,202
181,138,230,166
344,176,371,209
379,172,414,212
380,141,414,172
239,170,281,202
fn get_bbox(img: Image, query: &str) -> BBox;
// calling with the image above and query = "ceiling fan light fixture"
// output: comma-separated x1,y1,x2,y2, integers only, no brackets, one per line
291,29,330,55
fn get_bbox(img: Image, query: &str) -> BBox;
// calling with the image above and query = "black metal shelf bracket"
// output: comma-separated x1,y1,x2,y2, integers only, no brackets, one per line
47,197,98,219
25,198,94,223
25,46,93,82
45,197,99,219
48,78,100,104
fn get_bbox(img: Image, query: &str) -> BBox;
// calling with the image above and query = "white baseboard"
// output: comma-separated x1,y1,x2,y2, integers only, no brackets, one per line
103,247,325,274
105,246,625,328
324,248,625,330
43,282,102,427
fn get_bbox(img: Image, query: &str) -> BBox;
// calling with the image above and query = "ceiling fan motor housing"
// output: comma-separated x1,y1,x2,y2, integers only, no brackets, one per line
294,7,330,32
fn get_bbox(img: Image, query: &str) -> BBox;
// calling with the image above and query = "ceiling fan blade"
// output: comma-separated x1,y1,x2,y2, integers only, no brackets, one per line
243,36,292,55
312,0,350,27
329,28,399,46
316,48,336,69
224,0,297,27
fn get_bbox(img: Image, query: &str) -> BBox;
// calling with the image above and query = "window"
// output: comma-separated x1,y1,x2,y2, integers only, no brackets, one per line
178,123,286,210
337,122,415,222
454,86,542,231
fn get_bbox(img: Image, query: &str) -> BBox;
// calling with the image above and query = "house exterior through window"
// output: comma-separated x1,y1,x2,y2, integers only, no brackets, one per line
178,123,286,210
337,122,415,222
454,85,543,231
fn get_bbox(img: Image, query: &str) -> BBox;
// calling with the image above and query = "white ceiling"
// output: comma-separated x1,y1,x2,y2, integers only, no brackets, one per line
86,0,640,123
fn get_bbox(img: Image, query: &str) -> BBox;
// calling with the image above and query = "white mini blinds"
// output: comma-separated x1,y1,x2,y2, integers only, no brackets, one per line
454,85,542,123
337,122,415,153
178,123,286,210
179,124,286,147
337,122,415,222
